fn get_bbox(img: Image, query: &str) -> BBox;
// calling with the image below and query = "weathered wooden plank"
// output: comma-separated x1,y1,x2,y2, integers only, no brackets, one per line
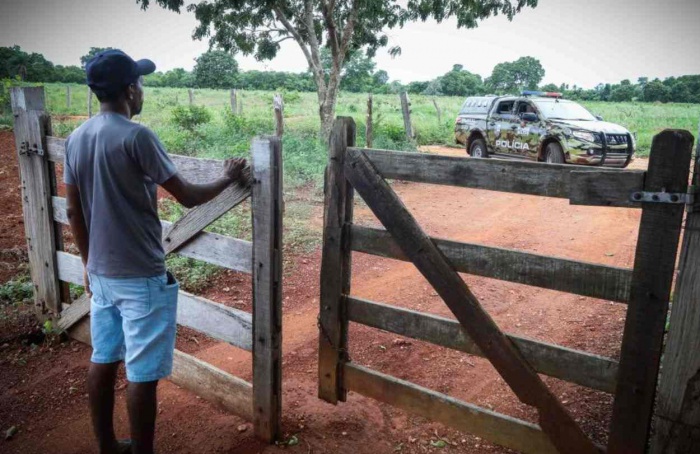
10,87,62,315
56,251,253,350
319,118,356,404
52,196,253,274
344,363,559,454
651,134,700,454
251,137,283,442
65,317,254,421
356,147,645,207
347,297,618,393
608,130,694,454
170,349,254,421
57,293,90,332
352,225,632,303
163,181,250,255
344,147,598,453
45,136,239,185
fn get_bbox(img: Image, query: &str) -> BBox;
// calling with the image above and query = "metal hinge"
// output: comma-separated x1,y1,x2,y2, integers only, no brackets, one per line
630,186,699,212
19,141,44,157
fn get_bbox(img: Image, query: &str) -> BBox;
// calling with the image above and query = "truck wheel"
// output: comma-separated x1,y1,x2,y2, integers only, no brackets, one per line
469,138,489,158
545,142,565,164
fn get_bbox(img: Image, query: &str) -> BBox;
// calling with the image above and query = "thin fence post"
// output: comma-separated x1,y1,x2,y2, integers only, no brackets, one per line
188,88,194,106
432,98,442,125
273,94,283,137
251,136,283,442
230,89,238,114
87,87,93,117
400,91,413,139
650,127,700,453
318,117,356,404
10,87,62,316
66,86,71,109
608,130,694,453
366,94,373,148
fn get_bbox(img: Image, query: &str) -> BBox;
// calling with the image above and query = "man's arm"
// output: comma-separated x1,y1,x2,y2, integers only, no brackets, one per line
66,183,91,294
161,158,249,209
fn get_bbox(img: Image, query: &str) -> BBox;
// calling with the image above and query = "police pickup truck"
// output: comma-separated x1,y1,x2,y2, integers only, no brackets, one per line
454,91,635,167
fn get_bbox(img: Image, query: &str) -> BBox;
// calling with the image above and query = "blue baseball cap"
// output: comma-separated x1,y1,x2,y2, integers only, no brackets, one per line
86,49,156,94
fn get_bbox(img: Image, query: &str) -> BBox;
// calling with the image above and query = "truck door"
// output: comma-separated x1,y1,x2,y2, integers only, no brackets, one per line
487,99,516,155
514,100,543,160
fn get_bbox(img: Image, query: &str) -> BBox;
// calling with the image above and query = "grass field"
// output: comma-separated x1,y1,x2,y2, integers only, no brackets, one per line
40,83,700,160
4,82,700,289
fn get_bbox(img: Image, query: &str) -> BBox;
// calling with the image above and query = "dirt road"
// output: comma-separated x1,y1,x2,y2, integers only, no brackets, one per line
0,134,645,453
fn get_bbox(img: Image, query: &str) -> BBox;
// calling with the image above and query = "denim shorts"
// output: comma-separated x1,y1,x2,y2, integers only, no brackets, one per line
88,272,179,382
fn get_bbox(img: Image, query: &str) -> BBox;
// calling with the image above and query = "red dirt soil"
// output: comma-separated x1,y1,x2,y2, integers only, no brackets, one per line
0,131,649,453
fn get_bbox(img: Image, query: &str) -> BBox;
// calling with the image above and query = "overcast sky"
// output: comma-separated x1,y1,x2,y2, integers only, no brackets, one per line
1,0,699,88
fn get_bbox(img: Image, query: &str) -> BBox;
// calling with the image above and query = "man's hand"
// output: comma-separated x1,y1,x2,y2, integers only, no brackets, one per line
83,268,92,297
223,158,247,183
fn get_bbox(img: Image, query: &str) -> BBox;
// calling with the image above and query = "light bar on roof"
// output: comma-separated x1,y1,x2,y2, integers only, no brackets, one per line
521,90,563,98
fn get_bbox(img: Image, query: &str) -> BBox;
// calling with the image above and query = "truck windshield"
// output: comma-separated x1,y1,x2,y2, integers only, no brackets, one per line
533,100,597,121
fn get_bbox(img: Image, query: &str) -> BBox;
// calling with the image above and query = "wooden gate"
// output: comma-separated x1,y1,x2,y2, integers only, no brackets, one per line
318,117,694,453
10,87,283,442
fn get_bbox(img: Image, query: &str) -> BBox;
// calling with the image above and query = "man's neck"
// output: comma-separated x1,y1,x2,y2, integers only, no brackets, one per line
100,102,131,119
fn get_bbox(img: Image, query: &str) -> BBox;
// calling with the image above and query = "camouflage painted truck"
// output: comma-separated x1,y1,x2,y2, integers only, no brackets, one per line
454,91,635,167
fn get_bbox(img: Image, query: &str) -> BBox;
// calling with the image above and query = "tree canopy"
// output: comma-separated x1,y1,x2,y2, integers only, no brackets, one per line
486,56,545,93
193,50,239,89
136,0,539,138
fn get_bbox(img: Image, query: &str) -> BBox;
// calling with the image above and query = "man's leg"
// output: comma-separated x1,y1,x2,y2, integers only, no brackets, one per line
127,380,159,454
88,361,121,454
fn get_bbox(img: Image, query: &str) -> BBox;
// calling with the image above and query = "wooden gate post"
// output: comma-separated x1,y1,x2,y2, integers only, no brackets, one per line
318,117,356,404
10,87,62,316
251,137,283,442
188,88,194,106
66,85,71,109
608,130,694,453
230,89,238,114
399,91,413,140
650,129,700,454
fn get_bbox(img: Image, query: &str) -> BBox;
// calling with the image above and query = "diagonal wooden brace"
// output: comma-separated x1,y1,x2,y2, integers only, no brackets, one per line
343,147,600,454
162,177,251,254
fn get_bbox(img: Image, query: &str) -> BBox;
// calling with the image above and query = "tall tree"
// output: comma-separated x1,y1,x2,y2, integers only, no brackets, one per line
80,47,115,69
136,0,538,140
193,50,239,88
486,56,544,93
439,64,483,96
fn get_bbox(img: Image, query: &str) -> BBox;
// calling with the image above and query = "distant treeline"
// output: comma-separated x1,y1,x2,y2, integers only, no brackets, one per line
2,45,699,104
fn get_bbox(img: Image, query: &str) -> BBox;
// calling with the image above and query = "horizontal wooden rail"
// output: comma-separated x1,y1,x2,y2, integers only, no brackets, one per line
344,363,558,454
352,225,632,303
47,136,230,185
355,147,645,208
347,297,618,393
52,196,253,274
56,251,253,351
68,314,254,420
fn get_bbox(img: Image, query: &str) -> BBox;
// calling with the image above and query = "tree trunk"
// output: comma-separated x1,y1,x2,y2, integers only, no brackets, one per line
318,75,341,143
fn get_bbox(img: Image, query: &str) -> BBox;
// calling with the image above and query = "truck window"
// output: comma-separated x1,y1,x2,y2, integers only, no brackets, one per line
496,100,514,115
517,102,536,114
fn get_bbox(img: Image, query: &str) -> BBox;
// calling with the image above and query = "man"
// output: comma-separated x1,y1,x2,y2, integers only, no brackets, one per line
64,49,248,454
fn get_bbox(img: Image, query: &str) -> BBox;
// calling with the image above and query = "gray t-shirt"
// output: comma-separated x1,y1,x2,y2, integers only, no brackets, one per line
64,113,177,278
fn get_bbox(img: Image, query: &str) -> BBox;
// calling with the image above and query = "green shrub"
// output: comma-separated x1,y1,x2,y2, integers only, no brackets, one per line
0,276,34,305
170,105,212,133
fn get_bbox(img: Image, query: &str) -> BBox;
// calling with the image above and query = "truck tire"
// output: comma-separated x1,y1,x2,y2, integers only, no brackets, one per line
545,142,565,164
469,138,489,158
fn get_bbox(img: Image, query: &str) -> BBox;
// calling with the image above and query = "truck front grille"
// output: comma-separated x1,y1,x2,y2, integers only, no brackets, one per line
605,134,629,145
